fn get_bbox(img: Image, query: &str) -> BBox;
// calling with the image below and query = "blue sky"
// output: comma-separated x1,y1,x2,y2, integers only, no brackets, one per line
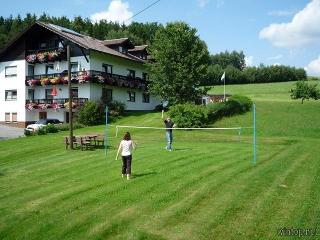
1,0,320,75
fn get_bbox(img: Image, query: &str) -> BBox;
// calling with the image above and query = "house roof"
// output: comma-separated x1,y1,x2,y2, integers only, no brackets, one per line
128,45,148,52
0,21,145,63
102,38,131,46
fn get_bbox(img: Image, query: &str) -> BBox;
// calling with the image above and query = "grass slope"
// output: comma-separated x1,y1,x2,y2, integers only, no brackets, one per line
0,81,319,239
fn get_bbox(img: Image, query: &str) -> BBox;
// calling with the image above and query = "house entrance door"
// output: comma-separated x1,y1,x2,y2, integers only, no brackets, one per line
39,112,47,120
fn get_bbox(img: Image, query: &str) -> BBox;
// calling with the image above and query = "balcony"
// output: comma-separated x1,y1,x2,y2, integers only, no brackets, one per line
25,98,88,111
25,70,147,90
25,47,66,63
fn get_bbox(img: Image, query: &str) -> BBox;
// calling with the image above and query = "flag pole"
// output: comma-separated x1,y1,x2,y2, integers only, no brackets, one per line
224,74,226,101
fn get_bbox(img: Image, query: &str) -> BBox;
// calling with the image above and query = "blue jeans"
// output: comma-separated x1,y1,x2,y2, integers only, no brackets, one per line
166,131,173,150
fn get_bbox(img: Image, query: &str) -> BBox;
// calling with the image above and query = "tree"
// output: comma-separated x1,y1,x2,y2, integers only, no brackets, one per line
210,50,246,70
146,22,209,105
290,81,320,104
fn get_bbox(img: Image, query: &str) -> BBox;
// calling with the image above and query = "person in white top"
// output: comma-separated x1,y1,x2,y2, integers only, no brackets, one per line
116,132,136,180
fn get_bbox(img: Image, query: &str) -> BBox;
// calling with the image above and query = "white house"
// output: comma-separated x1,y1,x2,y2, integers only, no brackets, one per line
0,22,160,127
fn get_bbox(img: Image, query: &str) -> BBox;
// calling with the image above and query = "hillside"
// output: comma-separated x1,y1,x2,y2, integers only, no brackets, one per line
0,81,319,239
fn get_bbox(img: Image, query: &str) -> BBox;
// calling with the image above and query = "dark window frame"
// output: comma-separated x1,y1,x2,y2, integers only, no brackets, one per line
102,64,113,74
142,92,150,103
5,90,17,101
45,89,53,100
71,87,78,98
46,64,54,75
28,89,35,101
127,91,136,102
5,66,17,77
28,65,35,77
127,69,135,79
102,88,113,102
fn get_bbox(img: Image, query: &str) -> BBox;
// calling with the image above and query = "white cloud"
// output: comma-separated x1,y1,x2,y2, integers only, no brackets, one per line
197,0,210,8
245,56,254,66
259,0,320,48
305,56,320,76
268,10,296,17
268,54,283,60
90,0,133,25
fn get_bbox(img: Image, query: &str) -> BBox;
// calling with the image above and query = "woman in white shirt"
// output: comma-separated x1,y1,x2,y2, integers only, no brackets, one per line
116,132,136,180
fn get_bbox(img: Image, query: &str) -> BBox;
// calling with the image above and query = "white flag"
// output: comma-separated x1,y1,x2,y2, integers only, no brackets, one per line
221,72,225,82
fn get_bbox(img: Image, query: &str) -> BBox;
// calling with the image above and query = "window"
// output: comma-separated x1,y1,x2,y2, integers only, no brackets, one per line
142,92,150,103
142,72,148,81
5,113,10,122
71,62,79,72
71,87,78,98
5,66,17,77
5,90,17,101
45,89,53,100
12,113,17,122
28,89,34,101
28,65,34,76
40,42,47,49
127,91,135,102
127,69,135,78
102,88,112,102
102,64,113,74
46,64,54,75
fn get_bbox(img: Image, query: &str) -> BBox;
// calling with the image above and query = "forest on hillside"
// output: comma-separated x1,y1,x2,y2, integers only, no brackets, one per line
0,14,307,84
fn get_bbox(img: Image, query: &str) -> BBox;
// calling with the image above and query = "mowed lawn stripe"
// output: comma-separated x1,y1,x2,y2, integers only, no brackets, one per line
142,141,300,239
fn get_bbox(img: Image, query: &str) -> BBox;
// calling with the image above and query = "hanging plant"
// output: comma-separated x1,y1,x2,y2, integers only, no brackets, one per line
50,77,61,85
37,52,48,62
40,77,50,86
64,101,76,109
26,103,37,111
27,79,40,86
26,54,37,63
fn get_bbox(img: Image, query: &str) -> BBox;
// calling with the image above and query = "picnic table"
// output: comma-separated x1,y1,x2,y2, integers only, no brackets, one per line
64,134,104,150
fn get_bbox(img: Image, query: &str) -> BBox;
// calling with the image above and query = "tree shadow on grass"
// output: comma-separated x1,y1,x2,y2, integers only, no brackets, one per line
132,171,157,178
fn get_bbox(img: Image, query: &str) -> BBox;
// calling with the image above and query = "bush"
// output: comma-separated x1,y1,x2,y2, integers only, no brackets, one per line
37,127,47,135
46,124,59,133
107,101,126,121
168,103,208,128
56,123,85,131
78,101,102,126
207,95,252,122
24,129,34,136
56,123,70,131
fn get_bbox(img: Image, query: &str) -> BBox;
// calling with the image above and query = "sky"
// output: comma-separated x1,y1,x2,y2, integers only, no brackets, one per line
0,0,320,76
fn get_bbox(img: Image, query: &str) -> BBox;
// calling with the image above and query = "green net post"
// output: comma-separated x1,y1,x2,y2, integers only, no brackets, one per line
105,106,108,159
253,103,257,165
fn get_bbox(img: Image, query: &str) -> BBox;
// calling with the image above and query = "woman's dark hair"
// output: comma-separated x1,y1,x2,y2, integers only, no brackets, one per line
123,132,131,141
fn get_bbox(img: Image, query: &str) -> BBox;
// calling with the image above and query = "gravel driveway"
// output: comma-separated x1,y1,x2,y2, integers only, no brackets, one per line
0,124,25,140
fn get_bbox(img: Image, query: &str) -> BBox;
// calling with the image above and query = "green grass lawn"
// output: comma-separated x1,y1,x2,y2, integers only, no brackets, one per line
0,81,320,239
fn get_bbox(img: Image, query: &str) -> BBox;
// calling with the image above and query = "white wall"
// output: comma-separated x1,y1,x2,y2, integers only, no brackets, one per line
26,109,65,122
90,51,147,79
33,56,90,75
0,60,26,122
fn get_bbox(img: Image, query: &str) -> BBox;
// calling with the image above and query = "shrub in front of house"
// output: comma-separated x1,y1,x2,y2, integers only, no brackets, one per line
207,95,252,122
78,101,103,126
168,95,252,127
108,101,126,119
168,103,209,128
46,124,59,133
